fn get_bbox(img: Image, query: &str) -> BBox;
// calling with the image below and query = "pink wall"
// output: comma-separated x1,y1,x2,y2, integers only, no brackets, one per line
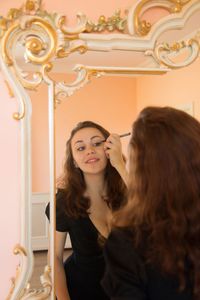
136,58,200,119
31,75,137,192
0,73,20,299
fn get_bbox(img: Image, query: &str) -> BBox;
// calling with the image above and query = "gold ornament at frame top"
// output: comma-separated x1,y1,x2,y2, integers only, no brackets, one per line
0,0,42,37
0,0,195,67
134,0,192,36
84,10,127,33
153,37,200,69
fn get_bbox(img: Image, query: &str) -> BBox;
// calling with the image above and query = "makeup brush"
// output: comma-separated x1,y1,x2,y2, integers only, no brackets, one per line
102,132,131,143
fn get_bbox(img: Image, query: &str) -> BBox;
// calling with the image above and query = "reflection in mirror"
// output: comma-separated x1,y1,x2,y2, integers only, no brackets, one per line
30,55,200,298
0,0,200,299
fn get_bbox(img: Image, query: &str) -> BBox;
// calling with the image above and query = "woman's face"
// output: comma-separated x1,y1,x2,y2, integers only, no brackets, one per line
71,127,108,175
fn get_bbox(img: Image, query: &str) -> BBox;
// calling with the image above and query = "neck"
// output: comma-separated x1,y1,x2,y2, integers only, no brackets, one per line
84,172,106,198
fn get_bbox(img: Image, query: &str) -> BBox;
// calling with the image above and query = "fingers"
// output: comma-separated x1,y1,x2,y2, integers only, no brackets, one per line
104,134,121,150
104,134,122,160
107,133,121,144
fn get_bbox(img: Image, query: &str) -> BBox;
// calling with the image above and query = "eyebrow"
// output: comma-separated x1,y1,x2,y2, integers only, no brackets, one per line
73,135,104,145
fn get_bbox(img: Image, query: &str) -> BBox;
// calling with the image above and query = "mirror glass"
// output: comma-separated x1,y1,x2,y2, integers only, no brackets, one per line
29,55,200,291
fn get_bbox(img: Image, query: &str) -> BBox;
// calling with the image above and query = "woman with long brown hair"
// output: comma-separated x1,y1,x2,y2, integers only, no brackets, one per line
46,121,127,300
102,107,200,300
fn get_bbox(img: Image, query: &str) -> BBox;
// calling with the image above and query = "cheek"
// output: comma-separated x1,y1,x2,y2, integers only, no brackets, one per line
71,150,82,164
97,147,108,166
102,153,108,166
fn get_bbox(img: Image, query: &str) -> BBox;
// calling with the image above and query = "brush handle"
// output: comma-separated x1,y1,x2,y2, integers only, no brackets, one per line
119,132,131,138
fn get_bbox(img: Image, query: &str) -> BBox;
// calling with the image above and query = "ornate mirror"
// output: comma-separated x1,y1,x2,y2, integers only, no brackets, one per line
0,0,200,299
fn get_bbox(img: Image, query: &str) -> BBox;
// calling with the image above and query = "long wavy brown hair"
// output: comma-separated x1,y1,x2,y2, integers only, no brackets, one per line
57,121,127,218
114,107,200,298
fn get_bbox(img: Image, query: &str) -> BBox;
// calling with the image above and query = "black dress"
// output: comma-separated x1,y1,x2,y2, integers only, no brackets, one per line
102,229,193,300
45,190,109,300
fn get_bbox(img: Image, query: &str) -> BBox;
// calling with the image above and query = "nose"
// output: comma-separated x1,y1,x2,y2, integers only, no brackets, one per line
86,144,95,155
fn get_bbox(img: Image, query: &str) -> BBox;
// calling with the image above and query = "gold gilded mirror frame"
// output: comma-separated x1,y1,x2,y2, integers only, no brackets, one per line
0,0,200,299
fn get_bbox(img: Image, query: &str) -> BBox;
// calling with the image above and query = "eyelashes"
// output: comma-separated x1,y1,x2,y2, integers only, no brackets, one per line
93,141,104,147
76,141,104,151
76,146,85,151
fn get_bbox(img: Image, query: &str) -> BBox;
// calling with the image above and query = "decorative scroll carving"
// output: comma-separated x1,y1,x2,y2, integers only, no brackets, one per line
54,64,170,103
0,14,56,90
0,0,42,38
54,65,102,102
0,0,199,96
128,0,192,36
20,266,52,300
6,245,27,300
0,0,88,92
147,34,200,69
6,244,52,300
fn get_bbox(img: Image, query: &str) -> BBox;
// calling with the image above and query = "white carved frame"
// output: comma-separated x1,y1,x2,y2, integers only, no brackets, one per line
0,0,200,299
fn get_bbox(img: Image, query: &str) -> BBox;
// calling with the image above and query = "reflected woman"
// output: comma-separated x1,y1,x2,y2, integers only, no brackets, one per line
46,121,127,300
102,107,200,300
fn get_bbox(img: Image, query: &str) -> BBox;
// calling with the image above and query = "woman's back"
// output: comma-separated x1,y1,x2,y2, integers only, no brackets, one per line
102,107,200,300
102,228,193,300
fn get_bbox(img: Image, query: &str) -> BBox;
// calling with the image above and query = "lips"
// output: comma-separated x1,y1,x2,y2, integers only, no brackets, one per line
85,157,99,164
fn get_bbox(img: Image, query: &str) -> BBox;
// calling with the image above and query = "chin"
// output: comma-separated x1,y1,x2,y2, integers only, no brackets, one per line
84,167,105,175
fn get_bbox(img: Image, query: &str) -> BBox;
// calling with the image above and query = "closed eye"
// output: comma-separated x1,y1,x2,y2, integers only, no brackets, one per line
92,141,104,147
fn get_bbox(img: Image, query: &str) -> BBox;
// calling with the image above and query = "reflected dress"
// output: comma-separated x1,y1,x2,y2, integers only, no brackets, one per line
45,189,109,300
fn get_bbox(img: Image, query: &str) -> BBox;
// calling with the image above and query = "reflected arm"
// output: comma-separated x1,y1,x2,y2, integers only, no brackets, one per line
104,133,129,186
55,230,71,300
46,193,71,299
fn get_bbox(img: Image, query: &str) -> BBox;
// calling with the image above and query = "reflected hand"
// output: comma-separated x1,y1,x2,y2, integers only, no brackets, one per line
104,134,124,169
104,134,128,185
